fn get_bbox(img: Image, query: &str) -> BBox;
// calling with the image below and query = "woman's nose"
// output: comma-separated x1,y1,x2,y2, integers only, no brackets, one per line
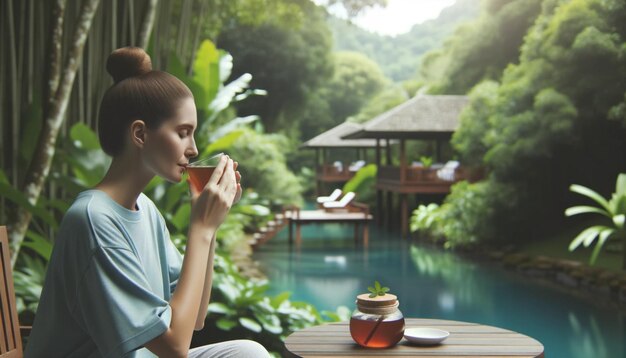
187,139,198,158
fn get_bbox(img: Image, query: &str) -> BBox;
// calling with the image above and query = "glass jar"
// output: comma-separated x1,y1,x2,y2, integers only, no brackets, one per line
349,293,405,348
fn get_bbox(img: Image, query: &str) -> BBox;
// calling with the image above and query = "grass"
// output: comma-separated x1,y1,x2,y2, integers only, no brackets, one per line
518,220,623,272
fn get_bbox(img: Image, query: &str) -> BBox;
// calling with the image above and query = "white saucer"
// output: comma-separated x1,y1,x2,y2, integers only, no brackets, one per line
404,327,450,345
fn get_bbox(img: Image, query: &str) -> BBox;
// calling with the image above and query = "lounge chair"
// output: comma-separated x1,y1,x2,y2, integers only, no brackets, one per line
436,160,460,181
323,191,356,210
348,160,366,172
316,189,342,204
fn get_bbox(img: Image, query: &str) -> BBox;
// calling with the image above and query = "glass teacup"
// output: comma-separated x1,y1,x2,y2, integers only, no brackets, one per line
187,152,224,192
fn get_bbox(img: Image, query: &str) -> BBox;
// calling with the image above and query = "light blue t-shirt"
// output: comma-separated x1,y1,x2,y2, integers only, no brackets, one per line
25,190,183,358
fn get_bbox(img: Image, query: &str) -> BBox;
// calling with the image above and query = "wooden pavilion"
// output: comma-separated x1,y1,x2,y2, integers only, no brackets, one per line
301,121,390,196
342,94,471,237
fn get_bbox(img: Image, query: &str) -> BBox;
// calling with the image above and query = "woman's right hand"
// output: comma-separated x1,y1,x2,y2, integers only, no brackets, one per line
188,155,237,240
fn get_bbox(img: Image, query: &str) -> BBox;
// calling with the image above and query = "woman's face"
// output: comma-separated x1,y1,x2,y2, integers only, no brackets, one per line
142,96,198,183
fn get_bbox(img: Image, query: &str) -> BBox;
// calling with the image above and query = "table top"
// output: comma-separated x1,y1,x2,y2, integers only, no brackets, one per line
284,318,544,358
290,209,373,223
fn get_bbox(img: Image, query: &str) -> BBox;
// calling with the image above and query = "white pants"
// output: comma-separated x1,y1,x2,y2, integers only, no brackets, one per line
188,340,270,358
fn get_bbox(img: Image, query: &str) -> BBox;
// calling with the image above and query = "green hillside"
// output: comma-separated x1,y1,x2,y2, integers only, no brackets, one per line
329,0,480,82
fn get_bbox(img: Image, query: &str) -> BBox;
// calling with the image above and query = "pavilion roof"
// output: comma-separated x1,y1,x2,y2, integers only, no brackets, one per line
301,121,386,148
342,95,470,140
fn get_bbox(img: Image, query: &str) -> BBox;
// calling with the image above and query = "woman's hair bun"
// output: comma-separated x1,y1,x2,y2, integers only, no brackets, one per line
106,47,152,83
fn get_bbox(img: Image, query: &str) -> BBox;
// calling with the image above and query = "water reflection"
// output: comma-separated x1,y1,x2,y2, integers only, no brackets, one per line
253,224,625,357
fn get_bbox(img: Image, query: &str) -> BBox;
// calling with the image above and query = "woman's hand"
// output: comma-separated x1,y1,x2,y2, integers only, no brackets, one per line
233,161,242,205
188,155,237,240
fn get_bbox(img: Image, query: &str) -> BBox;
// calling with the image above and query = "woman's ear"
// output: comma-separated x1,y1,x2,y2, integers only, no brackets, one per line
130,119,147,148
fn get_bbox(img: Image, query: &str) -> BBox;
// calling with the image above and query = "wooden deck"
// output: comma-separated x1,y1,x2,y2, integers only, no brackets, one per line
288,208,373,248
285,318,544,357
376,165,466,194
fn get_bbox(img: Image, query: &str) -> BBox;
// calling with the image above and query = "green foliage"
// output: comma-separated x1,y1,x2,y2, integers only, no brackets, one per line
299,51,389,140
330,0,480,82
565,174,626,267
343,164,377,206
325,52,388,120
217,5,333,133
410,203,442,234
419,156,433,168
411,181,501,248
13,254,46,315
207,254,322,341
421,0,543,94
348,85,409,123
450,81,499,166
420,0,626,247
226,129,303,206
367,280,390,298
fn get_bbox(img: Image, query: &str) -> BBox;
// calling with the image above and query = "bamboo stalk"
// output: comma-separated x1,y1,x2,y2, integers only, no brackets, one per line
122,0,128,45
129,0,135,45
138,0,158,49
28,0,34,103
9,0,101,266
7,0,18,185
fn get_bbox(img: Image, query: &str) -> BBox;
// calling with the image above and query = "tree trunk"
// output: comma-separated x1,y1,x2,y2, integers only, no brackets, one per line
138,0,158,49
9,0,101,267
46,0,66,115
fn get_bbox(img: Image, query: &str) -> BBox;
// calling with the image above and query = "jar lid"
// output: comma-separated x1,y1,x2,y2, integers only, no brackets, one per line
356,293,399,315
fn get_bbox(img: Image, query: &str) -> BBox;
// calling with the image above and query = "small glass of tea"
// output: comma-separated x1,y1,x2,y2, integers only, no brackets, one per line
186,152,224,192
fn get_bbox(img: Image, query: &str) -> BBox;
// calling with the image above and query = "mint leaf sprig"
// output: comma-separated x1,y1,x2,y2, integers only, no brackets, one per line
367,280,390,298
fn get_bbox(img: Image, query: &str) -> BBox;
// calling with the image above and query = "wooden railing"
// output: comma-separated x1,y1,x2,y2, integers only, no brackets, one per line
316,164,355,182
377,165,470,184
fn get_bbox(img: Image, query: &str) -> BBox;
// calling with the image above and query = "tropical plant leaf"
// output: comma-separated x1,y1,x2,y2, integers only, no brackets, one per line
209,116,259,143
22,230,53,261
590,230,613,265
569,184,611,212
208,302,235,315
565,205,609,217
616,173,626,197
70,123,101,150
239,317,262,333
193,40,220,110
216,318,237,331
202,130,245,157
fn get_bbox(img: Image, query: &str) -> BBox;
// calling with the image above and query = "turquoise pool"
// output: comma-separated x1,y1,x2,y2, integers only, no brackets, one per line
253,222,626,358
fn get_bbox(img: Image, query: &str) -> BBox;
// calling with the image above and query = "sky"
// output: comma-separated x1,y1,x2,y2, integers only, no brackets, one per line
321,0,457,36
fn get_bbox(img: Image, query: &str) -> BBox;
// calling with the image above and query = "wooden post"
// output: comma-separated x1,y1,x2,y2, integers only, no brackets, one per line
296,223,302,249
375,139,382,226
315,149,320,196
363,224,369,248
400,139,406,184
436,139,442,163
386,191,393,229
401,194,408,239
386,138,392,165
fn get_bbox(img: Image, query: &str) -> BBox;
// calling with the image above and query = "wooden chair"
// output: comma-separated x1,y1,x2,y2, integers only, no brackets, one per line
0,226,23,357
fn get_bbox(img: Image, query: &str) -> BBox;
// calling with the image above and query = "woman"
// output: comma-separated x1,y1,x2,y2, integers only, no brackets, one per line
25,47,270,357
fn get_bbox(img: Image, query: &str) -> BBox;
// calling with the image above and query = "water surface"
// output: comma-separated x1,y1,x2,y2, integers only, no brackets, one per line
253,223,626,358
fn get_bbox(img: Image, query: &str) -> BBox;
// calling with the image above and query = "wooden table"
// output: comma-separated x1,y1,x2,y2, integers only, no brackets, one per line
285,318,544,357
288,209,373,248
